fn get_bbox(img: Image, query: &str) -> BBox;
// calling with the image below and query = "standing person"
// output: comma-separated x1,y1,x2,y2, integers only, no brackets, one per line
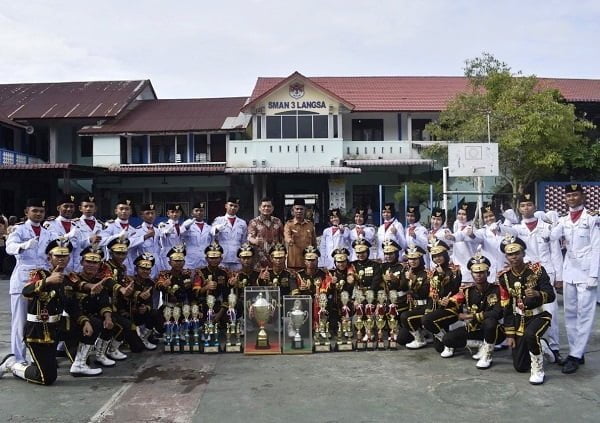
44,194,80,273
101,198,143,275
500,193,564,364
319,209,351,270
499,236,555,385
404,206,428,251
283,199,316,271
550,183,600,374
377,203,407,261
349,208,376,262
211,198,248,271
73,195,105,272
5,198,52,366
135,203,162,278
159,203,187,253
471,204,506,283
445,203,477,285
247,198,284,267
182,202,214,269
428,208,450,243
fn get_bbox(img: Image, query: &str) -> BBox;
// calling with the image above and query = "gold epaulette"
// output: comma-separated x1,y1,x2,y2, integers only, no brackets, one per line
588,209,599,216
528,262,542,274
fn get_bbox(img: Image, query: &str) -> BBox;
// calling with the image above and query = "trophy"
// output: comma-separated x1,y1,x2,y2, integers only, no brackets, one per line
364,290,376,349
375,290,387,350
181,304,191,352
387,290,399,349
248,292,277,349
314,293,331,352
191,304,201,352
287,299,308,349
338,290,353,351
163,306,173,353
203,295,219,353
353,290,366,350
172,306,181,352
428,274,441,312
225,293,241,352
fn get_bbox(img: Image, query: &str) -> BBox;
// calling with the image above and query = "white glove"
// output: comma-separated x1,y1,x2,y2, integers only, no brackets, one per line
534,211,546,221
22,237,39,250
488,222,498,232
586,277,598,288
465,225,473,237
65,227,78,240
502,209,519,225
183,218,194,230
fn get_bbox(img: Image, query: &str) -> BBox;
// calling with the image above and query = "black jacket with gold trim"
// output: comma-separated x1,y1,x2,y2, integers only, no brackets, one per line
461,283,503,331
352,259,383,291
258,268,297,297
498,262,555,336
398,266,429,304
22,269,85,344
156,268,199,306
427,264,462,310
295,268,327,296
71,272,113,318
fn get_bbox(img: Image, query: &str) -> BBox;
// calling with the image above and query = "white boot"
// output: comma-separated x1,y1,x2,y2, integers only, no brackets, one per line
0,354,16,377
440,346,454,358
468,340,484,360
476,342,493,369
434,329,446,342
529,352,545,385
94,338,116,367
11,361,28,380
107,339,127,360
406,330,427,349
137,326,157,351
70,343,102,377
540,338,556,364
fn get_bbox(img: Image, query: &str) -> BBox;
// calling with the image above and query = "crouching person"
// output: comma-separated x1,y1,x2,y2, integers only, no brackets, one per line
441,254,505,369
131,253,163,350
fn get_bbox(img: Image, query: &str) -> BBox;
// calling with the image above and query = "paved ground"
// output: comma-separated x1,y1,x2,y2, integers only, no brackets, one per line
1,277,599,423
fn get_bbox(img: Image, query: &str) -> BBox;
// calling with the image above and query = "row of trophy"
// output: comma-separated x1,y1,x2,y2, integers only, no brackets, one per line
161,287,403,354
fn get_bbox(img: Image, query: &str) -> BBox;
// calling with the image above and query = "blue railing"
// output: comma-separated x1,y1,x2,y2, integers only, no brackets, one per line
0,148,45,165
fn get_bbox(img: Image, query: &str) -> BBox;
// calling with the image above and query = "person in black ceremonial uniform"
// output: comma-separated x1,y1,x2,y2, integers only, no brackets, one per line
295,246,327,296
130,253,162,350
70,246,117,368
197,242,230,324
421,239,462,354
228,243,260,319
157,245,201,309
499,236,555,385
397,245,430,348
328,248,356,297
0,238,102,384
98,237,145,359
441,254,505,369
258,243,298,297
380,240,408,310
351,238,382,292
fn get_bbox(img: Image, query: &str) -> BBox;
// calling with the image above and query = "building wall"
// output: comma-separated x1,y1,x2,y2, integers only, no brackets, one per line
93,135,121,167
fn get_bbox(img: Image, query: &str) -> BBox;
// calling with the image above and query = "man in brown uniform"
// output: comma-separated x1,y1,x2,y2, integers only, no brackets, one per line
284,199,316,270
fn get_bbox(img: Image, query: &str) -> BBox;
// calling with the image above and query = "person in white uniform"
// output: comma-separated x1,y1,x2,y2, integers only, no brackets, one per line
349,207,376,262
499,193,564,364
5,198,52,364
135,203,162,278
550,183,600,374
471,203,506,283
101,198,143,276
72,195,105,273
319,208,351,269
182,201,213,269
158,203,187,268
44,194,80,273
211,198,248,271
445,203,477,284
376,203,407,261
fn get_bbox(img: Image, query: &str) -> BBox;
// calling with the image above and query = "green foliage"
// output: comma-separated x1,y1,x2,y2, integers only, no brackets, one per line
393,181,442,208
426,52,596,193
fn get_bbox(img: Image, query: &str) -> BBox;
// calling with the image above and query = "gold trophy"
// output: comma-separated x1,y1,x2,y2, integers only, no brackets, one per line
225,293,241,352
364,290,376,349
314,293,331,352
338,290,353,351
387,290,399,349
248,292,277,349
172,306,181,353
191,304,201,352
182,304,191,352
203,295,219,353
163,306,173,353
375,290,387,350
287,299,308,349
353,289,366,350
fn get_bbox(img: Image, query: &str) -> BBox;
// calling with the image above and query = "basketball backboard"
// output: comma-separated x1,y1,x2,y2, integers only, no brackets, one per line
448,143,499,177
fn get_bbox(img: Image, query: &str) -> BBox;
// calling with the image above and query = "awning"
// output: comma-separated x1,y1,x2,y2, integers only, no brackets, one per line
225,166,361,174
108,162,226,173
0,163,106,177
344,159,434,167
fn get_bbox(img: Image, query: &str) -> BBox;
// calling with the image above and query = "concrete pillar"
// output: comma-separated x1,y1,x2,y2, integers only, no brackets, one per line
49,127,58,163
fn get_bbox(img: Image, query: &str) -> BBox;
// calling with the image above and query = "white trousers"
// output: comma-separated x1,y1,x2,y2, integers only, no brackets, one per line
542,273,560,351
10,294,27,363
563,282,597,359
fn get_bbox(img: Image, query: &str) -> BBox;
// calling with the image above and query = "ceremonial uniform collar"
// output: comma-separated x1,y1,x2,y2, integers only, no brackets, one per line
568,205,584,212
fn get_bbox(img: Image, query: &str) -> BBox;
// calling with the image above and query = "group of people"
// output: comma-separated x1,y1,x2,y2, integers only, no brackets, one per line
0,183,597,386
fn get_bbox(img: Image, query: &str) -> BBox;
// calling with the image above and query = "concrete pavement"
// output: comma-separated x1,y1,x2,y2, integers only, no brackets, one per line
0,277,599,423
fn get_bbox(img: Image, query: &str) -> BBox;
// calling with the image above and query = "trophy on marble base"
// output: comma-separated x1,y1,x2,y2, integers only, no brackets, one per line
172,306,181,353
225,293,242,352
182,304,191,352
353,290,366,350
287,299,308,349
248,292,277,349
337,291,353,351
191,304,201,352
203,295,219,353
314,293,331,352
387,290,399,349
364,290,376,350
163,306,173,353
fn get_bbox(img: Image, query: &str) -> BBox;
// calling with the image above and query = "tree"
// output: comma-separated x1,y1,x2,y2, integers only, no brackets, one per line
393,180,442,209
424,52,596,194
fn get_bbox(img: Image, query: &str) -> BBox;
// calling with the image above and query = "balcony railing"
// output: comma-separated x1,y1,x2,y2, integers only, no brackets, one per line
343,140,418,160
0,149,45,165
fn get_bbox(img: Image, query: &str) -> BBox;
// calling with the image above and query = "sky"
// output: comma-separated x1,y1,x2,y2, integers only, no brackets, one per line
1,0,599,99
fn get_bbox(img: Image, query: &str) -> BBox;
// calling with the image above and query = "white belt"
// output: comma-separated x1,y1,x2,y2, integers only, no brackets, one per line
414,299,427,306
515,306,544,317
27,313,61,323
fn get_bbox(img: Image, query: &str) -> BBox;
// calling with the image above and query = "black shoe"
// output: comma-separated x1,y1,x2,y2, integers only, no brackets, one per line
0,353,15,366
562,357,579,374
552,350,565,365
433,337,445,353
578,354,585,365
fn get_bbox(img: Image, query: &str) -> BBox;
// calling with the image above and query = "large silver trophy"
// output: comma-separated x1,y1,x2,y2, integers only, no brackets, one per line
203,295,219,353
287,299,308,349
248,292,277,349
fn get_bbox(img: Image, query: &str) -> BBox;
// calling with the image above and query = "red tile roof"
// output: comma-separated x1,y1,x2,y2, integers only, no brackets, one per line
249,75,600,112
0,80,154,120
79,97,248,134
